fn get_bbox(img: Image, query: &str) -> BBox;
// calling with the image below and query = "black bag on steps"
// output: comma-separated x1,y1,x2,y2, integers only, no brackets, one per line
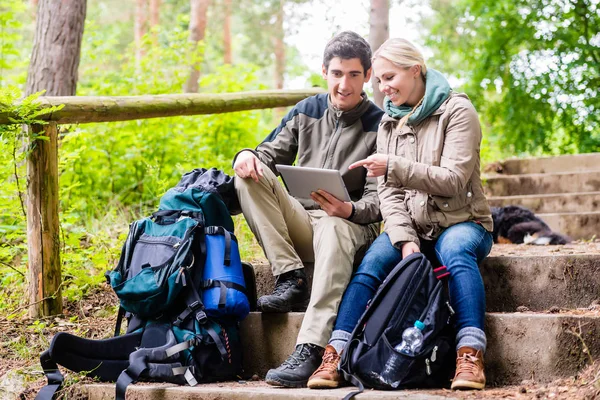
339,252,456,399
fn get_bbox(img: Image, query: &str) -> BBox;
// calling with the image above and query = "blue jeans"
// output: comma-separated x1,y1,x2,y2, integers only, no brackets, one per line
334,222,493,334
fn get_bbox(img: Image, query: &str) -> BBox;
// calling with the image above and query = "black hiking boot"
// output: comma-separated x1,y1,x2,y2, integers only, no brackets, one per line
257,268,309,312
265,343,324,388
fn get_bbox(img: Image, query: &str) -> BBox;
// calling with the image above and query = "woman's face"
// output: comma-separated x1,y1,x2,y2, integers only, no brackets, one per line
373,57,421,107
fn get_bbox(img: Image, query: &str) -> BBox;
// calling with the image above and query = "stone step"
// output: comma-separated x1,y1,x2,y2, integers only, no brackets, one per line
237,312,600,386
494,153,600,175
487,191,600,214
484,170,600,197
539,211,600,241
254,243,600,313
79,311,600,399
80,382,458,399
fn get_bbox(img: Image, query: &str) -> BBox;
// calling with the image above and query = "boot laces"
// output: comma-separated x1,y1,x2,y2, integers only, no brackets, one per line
282,344,312,368
314,350,339,374
273,277,297,296
456,353,480,375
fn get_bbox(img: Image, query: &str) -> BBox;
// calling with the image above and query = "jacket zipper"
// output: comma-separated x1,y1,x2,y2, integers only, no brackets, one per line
323,112,343,169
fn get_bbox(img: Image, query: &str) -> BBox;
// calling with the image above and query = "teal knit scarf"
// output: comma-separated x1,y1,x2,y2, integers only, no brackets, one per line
384,68,451,124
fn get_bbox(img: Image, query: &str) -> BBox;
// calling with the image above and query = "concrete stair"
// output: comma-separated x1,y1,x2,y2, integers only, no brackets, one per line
485,153,600,240
82,382,459,400
497,153,600,175
487,191,600,214
81,154,600,399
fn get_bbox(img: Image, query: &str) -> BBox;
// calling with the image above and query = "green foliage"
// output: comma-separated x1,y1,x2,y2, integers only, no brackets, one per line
0,0,299,319
0,0,30,86
425,0,600,158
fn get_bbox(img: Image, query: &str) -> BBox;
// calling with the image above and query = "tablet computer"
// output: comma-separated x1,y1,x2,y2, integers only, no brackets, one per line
276,164,351,202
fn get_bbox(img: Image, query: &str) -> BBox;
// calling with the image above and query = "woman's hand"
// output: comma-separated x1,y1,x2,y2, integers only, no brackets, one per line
233,151,264,182
311,189,353,219
348,154,389,177
402,242,420,259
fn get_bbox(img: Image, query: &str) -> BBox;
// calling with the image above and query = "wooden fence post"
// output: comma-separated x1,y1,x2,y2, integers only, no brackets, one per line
26,122,62,317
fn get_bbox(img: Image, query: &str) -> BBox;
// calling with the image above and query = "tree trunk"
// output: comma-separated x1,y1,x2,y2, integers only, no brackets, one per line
150,0,161,44
369,0,389,108
223,0,232,64
184,0,210,93
26,0,86,96
135,0,148,64
25,0,86,318
273,0,285,90
150,0,160,26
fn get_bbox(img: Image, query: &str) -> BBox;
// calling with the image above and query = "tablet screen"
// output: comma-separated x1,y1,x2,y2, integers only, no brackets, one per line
276,165,351,202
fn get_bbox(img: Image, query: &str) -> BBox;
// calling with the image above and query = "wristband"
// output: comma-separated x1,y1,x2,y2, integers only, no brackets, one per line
348,203,356,220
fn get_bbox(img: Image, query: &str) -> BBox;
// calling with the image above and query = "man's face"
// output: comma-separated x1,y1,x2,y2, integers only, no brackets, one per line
322,57,371,111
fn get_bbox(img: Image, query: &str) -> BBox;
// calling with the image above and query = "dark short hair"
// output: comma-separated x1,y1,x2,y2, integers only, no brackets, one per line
323,31,372,76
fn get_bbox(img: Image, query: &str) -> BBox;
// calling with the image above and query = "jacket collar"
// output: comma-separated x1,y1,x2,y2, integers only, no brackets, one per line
327,92,371,124
381,91,467,126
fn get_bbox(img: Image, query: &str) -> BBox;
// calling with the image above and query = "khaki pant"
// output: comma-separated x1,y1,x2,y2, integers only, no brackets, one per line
235,164,379,347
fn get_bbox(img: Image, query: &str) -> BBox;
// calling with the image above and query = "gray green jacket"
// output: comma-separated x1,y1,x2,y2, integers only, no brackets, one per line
378,92,493,247
235,93,383,225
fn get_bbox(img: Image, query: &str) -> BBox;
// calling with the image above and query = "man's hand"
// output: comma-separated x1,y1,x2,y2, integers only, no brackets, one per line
233,151,264,183
401,241,420,259
348,154,389,177
311,189,353,219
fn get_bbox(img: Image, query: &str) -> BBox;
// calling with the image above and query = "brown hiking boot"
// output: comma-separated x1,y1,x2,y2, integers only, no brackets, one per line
307,345,344,389
451,347,486,390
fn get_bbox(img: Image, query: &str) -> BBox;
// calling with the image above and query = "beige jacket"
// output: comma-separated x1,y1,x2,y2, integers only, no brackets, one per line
377,92,493,247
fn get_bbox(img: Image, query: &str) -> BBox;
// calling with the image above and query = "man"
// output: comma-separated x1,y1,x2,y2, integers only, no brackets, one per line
233,31,383,388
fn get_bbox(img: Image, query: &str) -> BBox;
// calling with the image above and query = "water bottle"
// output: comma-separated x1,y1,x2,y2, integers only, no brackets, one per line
377,320,425,388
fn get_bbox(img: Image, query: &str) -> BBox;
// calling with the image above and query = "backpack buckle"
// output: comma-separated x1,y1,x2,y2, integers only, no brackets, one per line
195,310,207,324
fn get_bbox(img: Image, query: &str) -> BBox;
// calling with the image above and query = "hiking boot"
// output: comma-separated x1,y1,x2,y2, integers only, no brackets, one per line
257,268,309,313
307,345,345,389
265,343,324,388
451,347,486,390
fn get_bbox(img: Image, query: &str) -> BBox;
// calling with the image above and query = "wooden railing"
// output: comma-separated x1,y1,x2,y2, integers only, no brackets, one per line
0,89,323,317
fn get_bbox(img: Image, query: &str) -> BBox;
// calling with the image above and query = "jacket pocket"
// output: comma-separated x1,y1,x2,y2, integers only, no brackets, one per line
430,181,474,212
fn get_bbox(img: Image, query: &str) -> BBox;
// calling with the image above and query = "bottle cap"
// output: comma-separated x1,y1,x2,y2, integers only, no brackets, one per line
414,320,425,330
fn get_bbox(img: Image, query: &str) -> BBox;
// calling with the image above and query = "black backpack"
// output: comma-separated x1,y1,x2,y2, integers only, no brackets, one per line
36,169,256,400
339,252,456,399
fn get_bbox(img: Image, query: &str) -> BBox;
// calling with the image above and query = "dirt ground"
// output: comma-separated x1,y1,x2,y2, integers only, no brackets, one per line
489,241,600,257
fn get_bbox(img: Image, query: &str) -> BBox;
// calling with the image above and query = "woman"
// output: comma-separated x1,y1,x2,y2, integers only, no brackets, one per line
306,38,493,391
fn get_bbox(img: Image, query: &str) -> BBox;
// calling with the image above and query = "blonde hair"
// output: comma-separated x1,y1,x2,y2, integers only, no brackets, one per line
374,38,427,126
373,38,427,76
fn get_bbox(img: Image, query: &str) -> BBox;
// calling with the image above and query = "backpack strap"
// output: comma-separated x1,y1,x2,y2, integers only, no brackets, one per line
433,265,450,280
34,350,63,400
201,279,247,308
205,226,236,266
173,268,208,326
35,331,143,400
341,376,364,400
339,340,367,400
114,306,127,336
173,226,209,327
115,326,182,400
432,265,456,320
